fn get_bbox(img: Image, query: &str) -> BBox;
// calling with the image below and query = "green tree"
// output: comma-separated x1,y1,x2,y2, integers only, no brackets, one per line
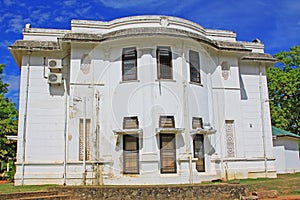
0,64,18,160
267,46,300,135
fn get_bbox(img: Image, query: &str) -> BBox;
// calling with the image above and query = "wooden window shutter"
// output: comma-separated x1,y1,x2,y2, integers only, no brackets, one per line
160,134,176,173
123,135,139,174
122,47,137,81
159,116,175,128
123,116,139,129
192,117,203,129
157,46,172,80
193,134,205,172
189,50,201,83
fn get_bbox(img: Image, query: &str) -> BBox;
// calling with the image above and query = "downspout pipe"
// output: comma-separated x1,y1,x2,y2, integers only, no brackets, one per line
259,64,268,177
63,73,68,186
181,43,193,183
21,51,31,185
62,54,70,186
83,97,87,185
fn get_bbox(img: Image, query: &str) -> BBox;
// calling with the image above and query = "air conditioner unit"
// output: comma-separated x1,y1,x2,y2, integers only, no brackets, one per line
48,59,62,69
48,73,63,85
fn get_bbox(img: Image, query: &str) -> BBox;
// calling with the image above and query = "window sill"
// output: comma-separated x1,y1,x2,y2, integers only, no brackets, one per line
113,128,143,135
156,128,184,134
189,81,203,87
160,173,179,177
119,80,140,84
123,174,140,177
155,79,176,82
190,128,217,135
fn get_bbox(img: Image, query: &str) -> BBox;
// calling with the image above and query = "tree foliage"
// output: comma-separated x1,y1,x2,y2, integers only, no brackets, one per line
0,64,18,160
267,46,300,135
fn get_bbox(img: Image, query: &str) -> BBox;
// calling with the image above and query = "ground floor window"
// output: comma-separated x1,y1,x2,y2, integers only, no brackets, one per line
123,134,139,174
193,134,205,172
160,134,177,173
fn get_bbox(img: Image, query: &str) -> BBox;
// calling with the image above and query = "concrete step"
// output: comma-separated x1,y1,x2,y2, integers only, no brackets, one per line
15,194,72,200
6,191,73,200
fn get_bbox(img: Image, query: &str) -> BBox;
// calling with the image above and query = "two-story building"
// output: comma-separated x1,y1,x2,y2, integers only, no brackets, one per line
9,15,277,185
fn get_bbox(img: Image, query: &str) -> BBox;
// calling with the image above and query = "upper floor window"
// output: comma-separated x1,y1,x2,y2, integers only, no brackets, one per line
192,117,203,129
122,47,137,81
159,116,175,128
123,116,139,129
189,50,201,83
157,46,173,80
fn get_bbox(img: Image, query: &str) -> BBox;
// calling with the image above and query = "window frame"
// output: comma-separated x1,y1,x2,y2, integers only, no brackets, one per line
159,116,175,128
193,134,205,172
157,46,173,80
123,116,139,129
122,47,137,81
123,134,140,174
160,134,177,174
189,50,201,84
192,117,203,129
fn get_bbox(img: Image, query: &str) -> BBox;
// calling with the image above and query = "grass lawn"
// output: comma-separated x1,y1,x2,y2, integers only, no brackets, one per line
0,173,299,196
230,173,300,196
0,182,55,194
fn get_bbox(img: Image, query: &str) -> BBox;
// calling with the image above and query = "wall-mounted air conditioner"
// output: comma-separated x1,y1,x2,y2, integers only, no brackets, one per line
48,59,62,70
48,73,63,85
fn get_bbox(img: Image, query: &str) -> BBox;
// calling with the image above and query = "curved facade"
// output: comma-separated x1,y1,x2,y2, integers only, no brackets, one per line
10,16,277,185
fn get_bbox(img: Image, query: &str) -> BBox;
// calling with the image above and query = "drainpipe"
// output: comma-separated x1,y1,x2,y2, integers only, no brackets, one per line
63,73,68,186
181,43,193,183
21,51,31,185
259,64,268,177
95,90,102,185
83,97,87,185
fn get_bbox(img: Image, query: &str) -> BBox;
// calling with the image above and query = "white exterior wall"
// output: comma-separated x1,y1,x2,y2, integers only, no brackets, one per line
273,137,300,173
13,16,276,185
15,55,67,185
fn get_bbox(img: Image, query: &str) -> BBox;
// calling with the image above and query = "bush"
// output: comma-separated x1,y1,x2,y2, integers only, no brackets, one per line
1,160,15,181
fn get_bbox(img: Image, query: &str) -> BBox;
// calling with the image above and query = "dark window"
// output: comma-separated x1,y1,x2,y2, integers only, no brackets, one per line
160,134,176,173
157,46,173,80
122,47,137,81
159,116,175,128
123,135,139,174
123,116,139,129
192,117,203,129
189,50,201,83
193,134,205,172
79,118,91,161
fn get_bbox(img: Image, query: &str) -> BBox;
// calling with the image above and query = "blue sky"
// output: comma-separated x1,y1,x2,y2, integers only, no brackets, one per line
1,0,300,107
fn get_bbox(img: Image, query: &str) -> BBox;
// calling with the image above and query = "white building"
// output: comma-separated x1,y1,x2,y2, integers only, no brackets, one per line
272,126,300,174
9,15,277,185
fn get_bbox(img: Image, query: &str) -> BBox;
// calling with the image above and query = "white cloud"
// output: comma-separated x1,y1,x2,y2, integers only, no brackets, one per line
0,40,13,48
63,0,76,6
75,5,92,16
3,74,20,104
30,10,51,25
2,73,20,105
97,0,165,9
54,16,65,22
6,15,30,33
0,13,13,23
3,0,13,6
5,90,20,107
